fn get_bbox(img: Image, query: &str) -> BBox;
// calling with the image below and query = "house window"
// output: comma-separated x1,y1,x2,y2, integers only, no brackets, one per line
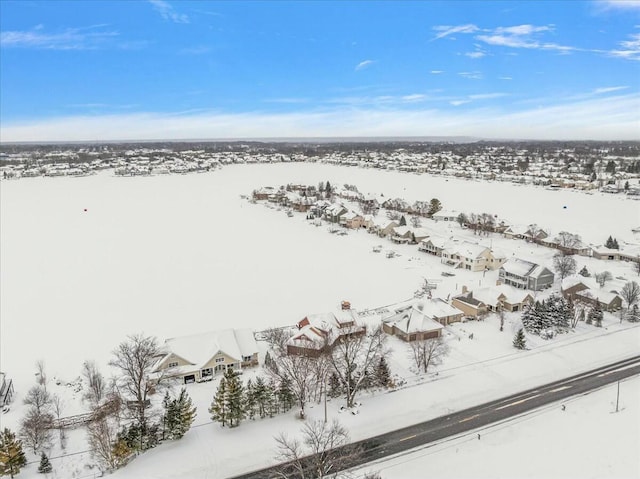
242,355,254,362
201,368,213,377
168,361,179,368
215,357,225,363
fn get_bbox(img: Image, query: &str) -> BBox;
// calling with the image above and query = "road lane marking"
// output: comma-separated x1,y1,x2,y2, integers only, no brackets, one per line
398,434,417,442
495,394,541,410
549,385,572,392
458,414,479,423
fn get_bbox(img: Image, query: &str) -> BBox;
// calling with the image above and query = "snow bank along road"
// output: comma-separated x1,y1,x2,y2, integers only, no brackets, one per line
231,355,640,479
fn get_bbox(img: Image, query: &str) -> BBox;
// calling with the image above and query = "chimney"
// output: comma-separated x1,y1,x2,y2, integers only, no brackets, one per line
341,300,351,310
496,279,502,286
461,285,468,294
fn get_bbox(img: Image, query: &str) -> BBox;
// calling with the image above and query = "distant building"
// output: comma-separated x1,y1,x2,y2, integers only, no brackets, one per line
498,258,554,290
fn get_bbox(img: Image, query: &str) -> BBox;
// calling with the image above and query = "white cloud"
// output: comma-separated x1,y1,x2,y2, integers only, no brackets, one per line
608,32,640,60
355,60,375,71
468,93,508,100
5,93,637,142
432,24,479,40
592,86,629,93
450,100,472,106
401,94,427,102
430,70,444,74
464,51,486,58
499,76,513,80
494,25,553,35
594,0,640,11
458,71,483,80
149,0,189,24
0,25,118,50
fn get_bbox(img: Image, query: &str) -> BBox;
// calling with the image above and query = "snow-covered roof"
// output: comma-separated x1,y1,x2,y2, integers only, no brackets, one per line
160,328,258,370
575,289,621,305
454,241,489,259
501,258,537,277
382,306,445,334
471,285,533,306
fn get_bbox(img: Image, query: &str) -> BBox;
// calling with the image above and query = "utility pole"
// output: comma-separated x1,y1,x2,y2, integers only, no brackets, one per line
615,380,620,413
324,379,328,423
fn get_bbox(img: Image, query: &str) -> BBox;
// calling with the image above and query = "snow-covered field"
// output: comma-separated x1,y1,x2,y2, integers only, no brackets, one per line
1,163,639,478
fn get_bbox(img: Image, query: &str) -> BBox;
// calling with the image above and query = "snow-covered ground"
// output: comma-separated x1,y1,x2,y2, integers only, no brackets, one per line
1,163,639,478
354,376,640,479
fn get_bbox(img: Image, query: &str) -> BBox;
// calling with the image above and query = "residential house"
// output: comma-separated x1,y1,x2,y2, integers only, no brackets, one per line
498,259,555,290
418,235,450,256
339,211,365,229
441,241,507,271
152,328,259,384
253,186,276,200
382,298,463,340
591,246,623,261
370,219,399,238
561,276,623,312
287,302,366,356
0,372,14,407
382,306,444,341
323,203,348,223
453,285,534,314
431,210,459,222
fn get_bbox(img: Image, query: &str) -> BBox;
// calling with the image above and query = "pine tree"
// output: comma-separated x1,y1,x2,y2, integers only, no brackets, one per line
267,380,279,418
223,369,245,428
328,372,341,398
278,377,295,412
209,376,228,427
253,376,269,418
605,235,615,249
0,428,27,478
513,329,527,350
589,303,604,327
38,451,52,474
244,379,257,420
578,266,590,277
625,304,640,323
375,356,392,388
174,388,196,439
399,215,407,226
612,238,619,249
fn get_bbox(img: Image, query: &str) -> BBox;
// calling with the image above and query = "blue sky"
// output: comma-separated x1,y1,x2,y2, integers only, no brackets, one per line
1,0,639,141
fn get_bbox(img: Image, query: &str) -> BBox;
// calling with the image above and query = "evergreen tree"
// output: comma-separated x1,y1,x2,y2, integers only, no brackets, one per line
328,373,341,398
399,215,407,226
267,380,279,418
209,376,228,427
253,376,269,418
625,304,640,323
244,379,257,420
588,303,604,327
605,236,615,249
38,451,52,474
578,265,590,277
224,369,245,428
173,388,196,439
612,238,619,249
0,428,27,478
374,356,392,388
278,377,295,412
162,391,176,440
427,198,442,217
513,329,527,350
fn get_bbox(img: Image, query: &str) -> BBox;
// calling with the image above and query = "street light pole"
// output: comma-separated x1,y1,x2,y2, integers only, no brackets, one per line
615,380,620,413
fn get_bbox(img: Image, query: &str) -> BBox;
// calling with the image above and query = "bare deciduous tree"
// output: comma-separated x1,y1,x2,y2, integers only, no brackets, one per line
82,360,106,406
265,351,321,418
329,326,385,408
554,231,582,251
87,416,121,472
34,360,48,390
23,386,51,416
621,281,640,309
20,407,53,454
409,337,450,373
410,216,422,228
553,253,577,280
595,271,613,288
273,420,361,479
108,334,167,437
